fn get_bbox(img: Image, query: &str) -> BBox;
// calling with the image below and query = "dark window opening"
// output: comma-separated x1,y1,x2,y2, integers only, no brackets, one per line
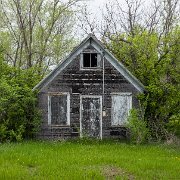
83,53,91,67
83,53,98,68
91,53,97,67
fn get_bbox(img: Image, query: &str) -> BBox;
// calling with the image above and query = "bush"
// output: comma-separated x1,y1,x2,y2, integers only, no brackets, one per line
0,124,8,142
0,78,41,142
126,109,150,144
0,57,41,142
166,114,180,137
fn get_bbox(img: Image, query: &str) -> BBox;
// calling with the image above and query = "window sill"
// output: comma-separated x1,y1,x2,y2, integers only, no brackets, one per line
111,125,127,128
48,125,71,128
80,67,102,71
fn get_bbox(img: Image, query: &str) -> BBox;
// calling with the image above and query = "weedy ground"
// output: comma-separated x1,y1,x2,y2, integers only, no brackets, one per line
0,139,179,179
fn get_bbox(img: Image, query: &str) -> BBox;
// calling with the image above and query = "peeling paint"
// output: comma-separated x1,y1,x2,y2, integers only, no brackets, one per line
81,97,102,138
111,94,132,126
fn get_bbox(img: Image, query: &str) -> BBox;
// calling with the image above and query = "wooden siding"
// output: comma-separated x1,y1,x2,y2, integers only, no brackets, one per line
37,46,140,140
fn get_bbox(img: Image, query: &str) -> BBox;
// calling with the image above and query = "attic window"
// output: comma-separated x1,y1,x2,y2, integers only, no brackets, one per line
81,53,100,69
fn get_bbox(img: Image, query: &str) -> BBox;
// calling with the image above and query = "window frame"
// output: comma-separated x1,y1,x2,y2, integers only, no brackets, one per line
48,92,70,126
80,52,101,70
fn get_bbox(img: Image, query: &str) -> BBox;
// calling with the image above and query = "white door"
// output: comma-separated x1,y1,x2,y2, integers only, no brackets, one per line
111,93,132,126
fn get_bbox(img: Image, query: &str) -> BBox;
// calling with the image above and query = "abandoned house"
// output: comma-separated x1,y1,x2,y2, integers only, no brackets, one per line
33,34,145,139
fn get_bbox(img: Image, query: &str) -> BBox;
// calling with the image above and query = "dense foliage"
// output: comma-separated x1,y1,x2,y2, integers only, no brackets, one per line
126,109,150,144
0,50,41,142
104,26,180,140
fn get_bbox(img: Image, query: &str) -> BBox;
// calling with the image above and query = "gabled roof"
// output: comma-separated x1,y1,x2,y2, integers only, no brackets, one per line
33,34,145,93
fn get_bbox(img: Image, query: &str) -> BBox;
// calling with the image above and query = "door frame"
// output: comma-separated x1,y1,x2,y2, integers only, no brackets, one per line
80,95,102,139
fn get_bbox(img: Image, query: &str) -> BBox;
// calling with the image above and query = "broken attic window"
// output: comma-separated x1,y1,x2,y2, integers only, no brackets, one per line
91,54,97,67
83,53,98,68
83,53,91,67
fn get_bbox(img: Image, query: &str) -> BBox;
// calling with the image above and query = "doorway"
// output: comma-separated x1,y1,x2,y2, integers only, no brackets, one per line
80,95,102,139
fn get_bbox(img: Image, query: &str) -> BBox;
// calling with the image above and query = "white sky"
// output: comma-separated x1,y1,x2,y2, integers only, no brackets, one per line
79,0,112,17
75,0,116,37
80,0,152,14
75,0,180,38
75,0,151,37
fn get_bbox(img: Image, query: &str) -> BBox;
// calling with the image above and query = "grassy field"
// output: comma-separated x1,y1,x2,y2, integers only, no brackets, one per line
0,140,180,179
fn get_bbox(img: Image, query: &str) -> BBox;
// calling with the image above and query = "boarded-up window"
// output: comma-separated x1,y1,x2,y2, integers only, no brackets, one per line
48,93,70,125
111,93,132,126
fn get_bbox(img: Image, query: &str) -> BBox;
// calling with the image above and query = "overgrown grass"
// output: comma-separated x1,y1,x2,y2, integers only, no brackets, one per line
0,140,179,179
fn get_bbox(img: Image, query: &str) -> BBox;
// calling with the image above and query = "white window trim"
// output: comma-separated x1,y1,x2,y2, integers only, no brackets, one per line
48,92,70,126
111,92,132,126
80,95,102,139
110,92,132,96
80,53,101,70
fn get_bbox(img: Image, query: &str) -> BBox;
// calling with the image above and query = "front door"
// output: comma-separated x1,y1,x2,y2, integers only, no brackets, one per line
80,96,102,139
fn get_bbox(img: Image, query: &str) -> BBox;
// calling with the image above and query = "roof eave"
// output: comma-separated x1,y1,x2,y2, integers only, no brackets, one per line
90,36,145,93
33,35,92,91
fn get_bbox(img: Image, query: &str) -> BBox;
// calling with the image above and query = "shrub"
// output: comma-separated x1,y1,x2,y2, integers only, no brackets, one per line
0,78,41,142
126,109,150,144
0,57,41,142
166,114,180,137
0,124,8,142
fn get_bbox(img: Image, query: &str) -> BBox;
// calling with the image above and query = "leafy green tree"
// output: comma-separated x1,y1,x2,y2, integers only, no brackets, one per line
0,0,78,76
105,26,180,140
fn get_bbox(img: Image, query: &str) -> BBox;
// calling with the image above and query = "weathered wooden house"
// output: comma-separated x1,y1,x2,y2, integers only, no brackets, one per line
33,34,145,139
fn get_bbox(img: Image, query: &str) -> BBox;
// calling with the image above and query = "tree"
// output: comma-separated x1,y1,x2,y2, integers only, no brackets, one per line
0,0,79,77
0,47,41,142
96,0,180,139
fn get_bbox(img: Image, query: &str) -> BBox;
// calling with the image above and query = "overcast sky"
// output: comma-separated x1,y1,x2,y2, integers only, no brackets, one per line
75,0,116,37
76,0,140,37
81,0,151,14
79,0,113,17
74,0,159,38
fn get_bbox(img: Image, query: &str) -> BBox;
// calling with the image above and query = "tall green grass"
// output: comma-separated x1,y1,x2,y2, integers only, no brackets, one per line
0,140,179,179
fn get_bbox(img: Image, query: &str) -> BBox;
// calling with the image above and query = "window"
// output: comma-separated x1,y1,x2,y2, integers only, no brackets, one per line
48,93,70,125
81,53,100,69
111,93,132,126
